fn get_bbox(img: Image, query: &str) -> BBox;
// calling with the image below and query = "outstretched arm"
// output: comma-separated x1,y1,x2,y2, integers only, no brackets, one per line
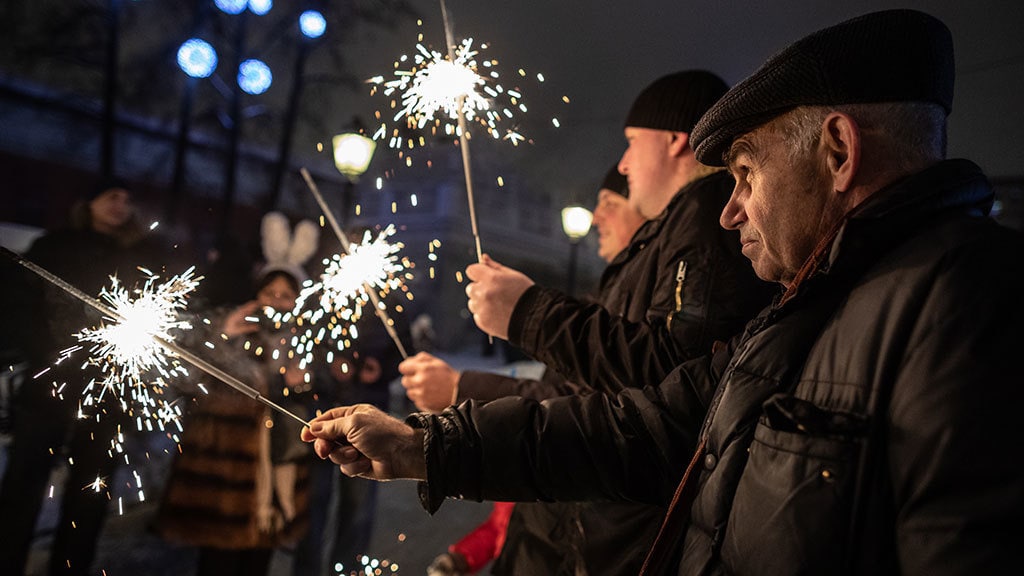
302,404,426,480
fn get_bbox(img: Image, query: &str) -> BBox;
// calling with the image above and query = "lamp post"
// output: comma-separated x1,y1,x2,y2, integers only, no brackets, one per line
561,205,593,296
168,37,217,225
100,0,122,181
215,0,273,244
266,9,326,212
332,127,376,227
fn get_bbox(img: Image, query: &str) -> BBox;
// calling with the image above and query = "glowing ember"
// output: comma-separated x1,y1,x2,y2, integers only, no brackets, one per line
367,19,561,164
387,40,490,130
288,225,411,363
75,268,199,401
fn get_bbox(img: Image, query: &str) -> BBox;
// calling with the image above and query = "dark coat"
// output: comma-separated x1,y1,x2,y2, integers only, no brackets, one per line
156,312,310,550
413,160,1024,575
507,170,774,395
455,171,773,575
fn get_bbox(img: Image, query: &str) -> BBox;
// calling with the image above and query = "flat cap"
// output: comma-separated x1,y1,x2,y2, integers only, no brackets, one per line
692,9,954,166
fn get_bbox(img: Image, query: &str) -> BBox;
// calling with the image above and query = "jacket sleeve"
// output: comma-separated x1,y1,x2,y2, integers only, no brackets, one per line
408,352,722,514
884,233,1024,573
456,368,587,404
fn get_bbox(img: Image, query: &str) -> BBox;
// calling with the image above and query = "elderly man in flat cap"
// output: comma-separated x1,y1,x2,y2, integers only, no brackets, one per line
304,10,1023,575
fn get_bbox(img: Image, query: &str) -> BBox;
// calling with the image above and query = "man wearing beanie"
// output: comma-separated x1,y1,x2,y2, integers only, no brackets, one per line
306,8,1022,575
465,70,773,407
401,71,771,574
406,165,648,575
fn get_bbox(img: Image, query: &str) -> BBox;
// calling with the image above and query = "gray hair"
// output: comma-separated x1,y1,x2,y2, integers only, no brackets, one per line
777,102,947,172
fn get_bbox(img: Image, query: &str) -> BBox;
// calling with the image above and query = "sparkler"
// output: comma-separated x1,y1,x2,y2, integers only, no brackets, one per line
368,24,536,155
440,0,485,263
296,226,405,326
299,168,410,359
74,268,197,425
1,247,314,431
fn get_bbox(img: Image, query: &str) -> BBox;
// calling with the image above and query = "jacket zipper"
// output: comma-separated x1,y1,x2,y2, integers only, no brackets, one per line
667,260,688,329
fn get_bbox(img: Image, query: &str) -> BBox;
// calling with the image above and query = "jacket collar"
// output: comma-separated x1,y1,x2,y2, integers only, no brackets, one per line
607,171,732,268
779,159,992,306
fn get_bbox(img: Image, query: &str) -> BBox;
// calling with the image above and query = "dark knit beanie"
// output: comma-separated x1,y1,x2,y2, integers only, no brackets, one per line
600,165,629,198
692,9,954,166
624,70,729,133
87,178,130,201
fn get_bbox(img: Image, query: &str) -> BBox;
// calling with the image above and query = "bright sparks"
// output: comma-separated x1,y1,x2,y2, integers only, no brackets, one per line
76,268,199,403
291,226,412,361
389,40,489,129
367,19,564,168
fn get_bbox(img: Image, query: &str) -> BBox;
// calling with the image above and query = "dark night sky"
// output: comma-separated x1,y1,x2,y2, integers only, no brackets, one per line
338,0,1024,205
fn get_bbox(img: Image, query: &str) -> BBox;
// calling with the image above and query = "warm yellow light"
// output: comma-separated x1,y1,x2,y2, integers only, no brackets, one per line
561,205,593,240
332,132,376,178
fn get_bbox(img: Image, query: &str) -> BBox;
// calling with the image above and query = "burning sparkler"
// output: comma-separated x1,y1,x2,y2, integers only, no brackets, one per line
1,247,320,433
297,226,405,322
299,169,412,359
367,14,557,161
375,38,493,135
74,268,198,421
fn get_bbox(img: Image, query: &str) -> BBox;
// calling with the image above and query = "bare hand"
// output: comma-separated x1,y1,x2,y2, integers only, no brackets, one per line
465,254,535,340
400,352,461,412
221,300,261,338
301,404,426,480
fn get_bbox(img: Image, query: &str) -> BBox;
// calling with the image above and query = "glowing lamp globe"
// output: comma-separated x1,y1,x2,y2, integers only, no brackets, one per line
299,10,326,39
177,39,217,79
561,206,593,241
238,59,272,95
248,0,272,16
332,133,376,179
214,0,246,15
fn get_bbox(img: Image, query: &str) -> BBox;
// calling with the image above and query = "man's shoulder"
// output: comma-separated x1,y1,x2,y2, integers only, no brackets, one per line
664,171,734,223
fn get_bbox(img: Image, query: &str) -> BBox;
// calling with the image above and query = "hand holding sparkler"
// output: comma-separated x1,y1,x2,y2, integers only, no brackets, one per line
399,352,462,413
465,254,536,340
302,404,426,481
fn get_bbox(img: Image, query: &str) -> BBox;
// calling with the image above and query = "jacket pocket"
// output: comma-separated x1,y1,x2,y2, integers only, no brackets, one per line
719,394,863,576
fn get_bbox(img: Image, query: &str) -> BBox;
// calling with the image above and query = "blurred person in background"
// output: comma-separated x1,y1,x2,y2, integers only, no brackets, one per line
0,180,170,575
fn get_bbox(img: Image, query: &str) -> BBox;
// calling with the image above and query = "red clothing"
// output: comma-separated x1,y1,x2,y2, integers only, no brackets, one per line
449,502,515,573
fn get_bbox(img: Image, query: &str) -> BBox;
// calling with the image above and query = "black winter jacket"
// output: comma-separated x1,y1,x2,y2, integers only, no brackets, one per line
412,160,1024,575
454,171,772,575
506,170,774,394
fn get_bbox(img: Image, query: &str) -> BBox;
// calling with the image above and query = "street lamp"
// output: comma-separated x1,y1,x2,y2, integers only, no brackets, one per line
265,8,327,212
332,129,377,226
561,205,593,296
167,37,218,224
333,132,376,179
237,58,272,95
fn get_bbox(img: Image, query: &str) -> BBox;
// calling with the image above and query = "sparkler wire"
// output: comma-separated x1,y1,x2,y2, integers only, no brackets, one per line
440,0,492,345
299,168,409,359
1,246,312,430
440,0,484,263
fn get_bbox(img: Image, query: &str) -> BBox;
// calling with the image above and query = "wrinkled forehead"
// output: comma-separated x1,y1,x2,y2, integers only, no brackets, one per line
723,119,782,171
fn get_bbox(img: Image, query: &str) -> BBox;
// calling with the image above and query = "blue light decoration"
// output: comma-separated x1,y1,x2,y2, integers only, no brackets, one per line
176,38,217,78
213,0,246,15
248,0,272,16
238,59,272,94
299,10,326,39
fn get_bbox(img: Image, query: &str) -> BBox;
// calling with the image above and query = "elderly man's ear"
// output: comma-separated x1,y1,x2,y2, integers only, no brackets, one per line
821,112,861,194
